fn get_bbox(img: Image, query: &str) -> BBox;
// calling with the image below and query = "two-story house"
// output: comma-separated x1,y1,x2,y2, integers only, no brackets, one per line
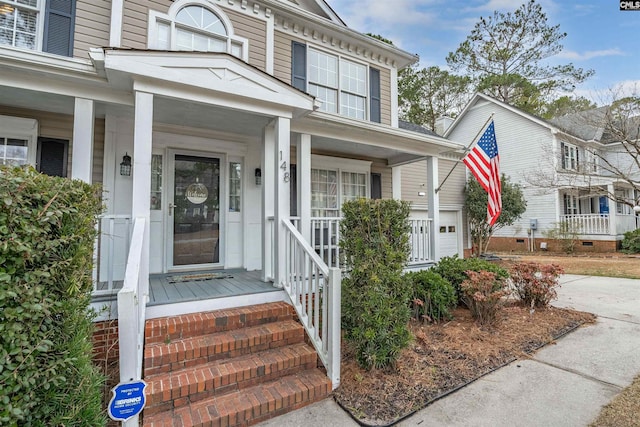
445,93,639,254
0,0,465,424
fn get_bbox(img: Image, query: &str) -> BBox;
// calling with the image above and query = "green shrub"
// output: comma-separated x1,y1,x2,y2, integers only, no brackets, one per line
430,255,509,303
460,270,510,326
340,199,412,370
621,229,640,254
509,262,564,308
405,270,457,323
0,166,105,426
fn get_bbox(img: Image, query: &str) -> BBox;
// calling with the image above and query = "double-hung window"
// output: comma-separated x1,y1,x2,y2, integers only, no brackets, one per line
293,42,381,122
310,155,371,217
563,194,579,215
0,0,75,56
0,115,38,166
561,142,579,171
150,2,247,60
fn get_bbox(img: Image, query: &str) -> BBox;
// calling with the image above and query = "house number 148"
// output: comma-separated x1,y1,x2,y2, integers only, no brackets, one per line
280,161,290,183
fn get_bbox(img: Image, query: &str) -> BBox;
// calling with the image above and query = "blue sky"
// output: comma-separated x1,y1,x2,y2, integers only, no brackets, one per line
327,0,640,104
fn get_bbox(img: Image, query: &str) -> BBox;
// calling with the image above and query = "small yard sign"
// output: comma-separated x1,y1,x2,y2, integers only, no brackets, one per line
108,380,147,421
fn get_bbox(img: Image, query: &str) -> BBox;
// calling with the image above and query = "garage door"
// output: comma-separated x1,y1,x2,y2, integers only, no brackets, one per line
439,211,460,258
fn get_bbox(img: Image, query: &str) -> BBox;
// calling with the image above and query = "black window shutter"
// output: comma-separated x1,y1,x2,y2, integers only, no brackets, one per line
369,68,381,123
370,173,382,199
291,41,307,92
561,142,566,169
37,137,68,177
43,0,76,57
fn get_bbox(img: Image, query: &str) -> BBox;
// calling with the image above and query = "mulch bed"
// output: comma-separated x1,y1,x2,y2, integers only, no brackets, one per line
333,303,596,426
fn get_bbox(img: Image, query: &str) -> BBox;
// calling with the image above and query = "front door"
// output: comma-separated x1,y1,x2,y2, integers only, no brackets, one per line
169,153,222,268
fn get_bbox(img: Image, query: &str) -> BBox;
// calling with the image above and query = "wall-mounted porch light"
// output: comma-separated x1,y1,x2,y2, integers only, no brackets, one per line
120,152,132,176
255,167,262,185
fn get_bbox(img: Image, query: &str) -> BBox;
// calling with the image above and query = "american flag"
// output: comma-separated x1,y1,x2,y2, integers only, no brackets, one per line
463,120,502,226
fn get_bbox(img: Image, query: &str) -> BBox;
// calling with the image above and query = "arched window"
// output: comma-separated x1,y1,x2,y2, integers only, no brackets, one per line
150,1,246,59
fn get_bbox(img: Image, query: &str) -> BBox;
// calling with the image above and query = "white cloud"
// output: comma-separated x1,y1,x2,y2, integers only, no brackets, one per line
556,48,625,61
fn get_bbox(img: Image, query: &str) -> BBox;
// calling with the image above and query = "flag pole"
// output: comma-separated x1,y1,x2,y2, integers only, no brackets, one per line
435,113,495,193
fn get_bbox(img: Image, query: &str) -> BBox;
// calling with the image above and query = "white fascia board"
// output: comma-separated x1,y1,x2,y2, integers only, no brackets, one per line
0,46,95,75
103,52,315,113
293,112,464,156
0,67,133,106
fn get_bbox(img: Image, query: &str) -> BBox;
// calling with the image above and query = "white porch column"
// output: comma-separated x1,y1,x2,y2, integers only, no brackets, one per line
131,90,153,304
296,133,311,242
608,183,617,236
392,166,402,200
262,124,275,282
71,98,94,183
427,156,440,261
273,117,291,287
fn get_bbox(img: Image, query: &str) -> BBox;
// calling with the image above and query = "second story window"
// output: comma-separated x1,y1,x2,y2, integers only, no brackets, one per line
292,41,381,123
561,142,579,171
0,0,75,57
150,2,246,60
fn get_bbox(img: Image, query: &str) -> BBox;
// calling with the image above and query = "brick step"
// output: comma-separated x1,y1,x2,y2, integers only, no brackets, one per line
144,342,319,416
143,369,332,427
145,302,295,346
144,319,305,376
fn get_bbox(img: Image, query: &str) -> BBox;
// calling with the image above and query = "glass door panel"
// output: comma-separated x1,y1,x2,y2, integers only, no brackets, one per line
172,155,220,266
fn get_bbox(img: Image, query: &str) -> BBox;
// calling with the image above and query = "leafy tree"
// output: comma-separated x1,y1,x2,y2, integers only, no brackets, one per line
541,95,597,119
398,64,471,131
446,0,593,114
464,175,527,255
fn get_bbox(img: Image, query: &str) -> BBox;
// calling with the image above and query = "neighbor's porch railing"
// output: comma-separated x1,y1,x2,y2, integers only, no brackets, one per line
561,214,610,235
117,217,147,427
282,219,341,389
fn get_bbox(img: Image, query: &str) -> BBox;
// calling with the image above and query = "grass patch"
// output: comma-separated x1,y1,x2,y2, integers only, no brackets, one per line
590,374,640,427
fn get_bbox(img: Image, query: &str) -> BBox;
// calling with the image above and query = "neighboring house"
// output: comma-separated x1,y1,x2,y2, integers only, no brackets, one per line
445,93,639,253
0,0,464,424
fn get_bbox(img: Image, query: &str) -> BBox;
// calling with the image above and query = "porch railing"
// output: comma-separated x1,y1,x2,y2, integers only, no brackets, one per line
93,214,132,295
310,217,341,269
116,217,147,426
282,219,341,389
561,214,610,235
408,219,432,265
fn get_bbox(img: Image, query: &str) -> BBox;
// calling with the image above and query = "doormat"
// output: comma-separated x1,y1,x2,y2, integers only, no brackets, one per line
167,272,233,283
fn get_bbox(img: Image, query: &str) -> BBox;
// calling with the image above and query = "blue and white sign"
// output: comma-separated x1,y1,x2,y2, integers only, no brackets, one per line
108,380,147,421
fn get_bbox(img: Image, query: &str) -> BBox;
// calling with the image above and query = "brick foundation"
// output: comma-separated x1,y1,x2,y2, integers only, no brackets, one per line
487,237,620,254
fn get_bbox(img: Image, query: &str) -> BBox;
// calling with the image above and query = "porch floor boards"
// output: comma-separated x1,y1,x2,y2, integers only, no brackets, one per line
148,270,279,306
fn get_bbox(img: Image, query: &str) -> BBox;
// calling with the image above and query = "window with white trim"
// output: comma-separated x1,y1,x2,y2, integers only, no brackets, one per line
310,155,371,217
308,48,367,119
149,1,247,60
0,0,75,56
584,148,598,173
561,142,579,171
563,193,579,215
0,115,37,166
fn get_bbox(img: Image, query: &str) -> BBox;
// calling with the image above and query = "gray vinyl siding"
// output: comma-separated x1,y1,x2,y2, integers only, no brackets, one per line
378,67,391,126
0,106,104,184
401,159,465,207
225,8,267,71
73,0,111,58
274,30,296,85
447,100,558,238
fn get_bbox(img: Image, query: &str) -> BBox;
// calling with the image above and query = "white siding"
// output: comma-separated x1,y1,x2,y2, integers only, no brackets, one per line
447,100,559,238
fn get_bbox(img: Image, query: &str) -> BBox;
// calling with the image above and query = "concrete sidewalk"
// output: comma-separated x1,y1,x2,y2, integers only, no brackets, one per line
256,275,640,427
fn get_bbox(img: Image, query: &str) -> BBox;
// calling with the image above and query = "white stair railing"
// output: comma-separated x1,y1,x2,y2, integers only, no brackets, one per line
310,217,341,269
282,219,341,389
116,217,147,427
92,214,132,295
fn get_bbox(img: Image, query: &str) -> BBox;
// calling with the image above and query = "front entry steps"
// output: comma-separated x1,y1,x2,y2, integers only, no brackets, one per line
142,301,332,426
